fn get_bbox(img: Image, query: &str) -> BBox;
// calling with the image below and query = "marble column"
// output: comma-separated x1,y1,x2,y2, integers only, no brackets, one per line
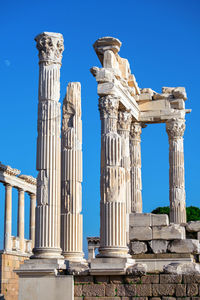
34,32,64,258
61,82,84,262
4,183,12,251
118,110,132,242
29,193,36,248
98,95,128,258
166,118,186,224
130,122,143,213
17,188,24,252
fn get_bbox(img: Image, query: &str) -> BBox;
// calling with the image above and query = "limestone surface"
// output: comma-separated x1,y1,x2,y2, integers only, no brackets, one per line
130,213,169,227
61,82,84,262
126,263,147,275
130,226,152,241
164,262,200,275
186,221,200,232
130,241,147,254
149,240,168,254
34,32,64,259
168,239,200,254
152,224,185,240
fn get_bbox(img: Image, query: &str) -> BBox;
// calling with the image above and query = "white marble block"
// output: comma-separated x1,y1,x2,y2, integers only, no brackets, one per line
168,239,200,254
152,224,185,240
149,240,169,254
129,226,152,241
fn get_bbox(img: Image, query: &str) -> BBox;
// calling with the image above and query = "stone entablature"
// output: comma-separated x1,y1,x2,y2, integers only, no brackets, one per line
138,87,190,123
0,162,36,194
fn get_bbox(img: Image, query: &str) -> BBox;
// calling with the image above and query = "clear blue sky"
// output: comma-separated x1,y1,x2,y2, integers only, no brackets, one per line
0,0,199,254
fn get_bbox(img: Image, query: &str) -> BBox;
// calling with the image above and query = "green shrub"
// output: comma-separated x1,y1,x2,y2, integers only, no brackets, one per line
151,206,200,222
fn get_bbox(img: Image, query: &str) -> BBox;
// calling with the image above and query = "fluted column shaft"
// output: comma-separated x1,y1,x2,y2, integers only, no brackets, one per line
4,183,12,251
130,122,142,213
17,188,24,252
99,95,128,258
118,111,132,242
61,82,84,262
166,118,186,224
34,32,64,258
29,193,36,248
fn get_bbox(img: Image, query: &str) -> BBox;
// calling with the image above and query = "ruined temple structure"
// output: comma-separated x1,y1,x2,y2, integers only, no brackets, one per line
1,32,200,300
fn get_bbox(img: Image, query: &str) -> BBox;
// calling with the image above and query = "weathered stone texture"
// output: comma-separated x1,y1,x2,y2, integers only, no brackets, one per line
152,224,185,240
164,262,200,275
186,221,200,232
136,284,152,296
105,284,116,296
168,239,200,254
183,274,200,283
141,275,159,283
74,276,94,283
74,274,200,300
152,284,176,296
175,284,186,297
82,284,105,297
129,213,169,227
130,226,152,240
74,285,83,297
130,241,148,254
149,240,168,254
160,274,182,284
187,283,199,296
0,253,28,300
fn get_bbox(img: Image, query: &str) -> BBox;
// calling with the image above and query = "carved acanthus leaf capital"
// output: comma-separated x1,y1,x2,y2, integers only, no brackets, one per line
130,122,142,139
166,118,185,139
35,32,64,64
118,110,132,131
98,95,119,119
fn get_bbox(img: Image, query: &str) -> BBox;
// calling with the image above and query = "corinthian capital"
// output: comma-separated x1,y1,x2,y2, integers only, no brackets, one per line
130,122,142,139
35,32,64,64
118,110,132,131
98,95,119,119
166,118,185,139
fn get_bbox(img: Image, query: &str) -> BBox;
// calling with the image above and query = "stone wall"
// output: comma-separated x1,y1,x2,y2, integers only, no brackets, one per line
0,253,28,300
74,274,200,299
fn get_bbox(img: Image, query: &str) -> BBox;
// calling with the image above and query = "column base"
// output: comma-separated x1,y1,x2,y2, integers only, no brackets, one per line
63,251,85,262
98,246,129,258
90,257,135,275
32,247,63,259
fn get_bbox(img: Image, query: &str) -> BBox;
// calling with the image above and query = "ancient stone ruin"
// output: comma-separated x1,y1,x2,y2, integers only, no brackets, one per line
1,32,200,300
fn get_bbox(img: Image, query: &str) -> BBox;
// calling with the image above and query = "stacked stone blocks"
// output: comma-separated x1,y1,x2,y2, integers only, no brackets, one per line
0,253,28,300
74,274,200,299
129,213,200,256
